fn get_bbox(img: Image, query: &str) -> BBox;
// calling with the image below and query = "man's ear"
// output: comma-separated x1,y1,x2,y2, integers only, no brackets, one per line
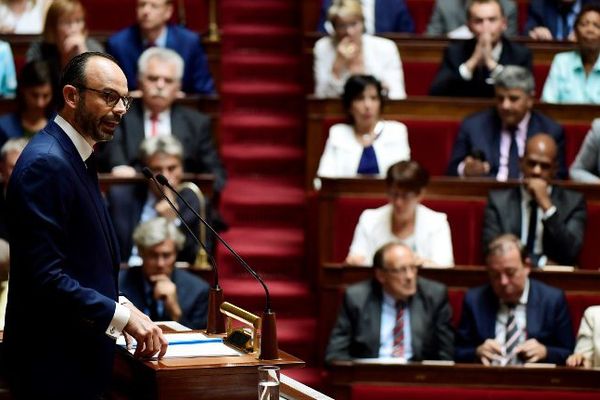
62,85,79,109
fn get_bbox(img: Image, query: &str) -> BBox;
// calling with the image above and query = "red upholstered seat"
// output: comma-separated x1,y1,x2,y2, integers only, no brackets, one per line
403,61,440,96
406,0,436,34
579,203,600,270
533,64,551,99
404,119,460,176
564,123,591,167
351,385,600,400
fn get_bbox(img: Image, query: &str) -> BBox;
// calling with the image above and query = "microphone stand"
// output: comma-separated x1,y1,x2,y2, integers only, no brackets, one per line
142,168,225,334
155,173,279,360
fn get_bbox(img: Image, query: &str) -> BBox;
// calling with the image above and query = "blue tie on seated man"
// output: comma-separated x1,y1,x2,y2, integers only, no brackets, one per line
119,217,210,329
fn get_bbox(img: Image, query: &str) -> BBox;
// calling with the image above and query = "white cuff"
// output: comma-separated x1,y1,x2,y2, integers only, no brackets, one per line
459,63,473,80
542,205,557,220
105,296,131,339
457,160,466,176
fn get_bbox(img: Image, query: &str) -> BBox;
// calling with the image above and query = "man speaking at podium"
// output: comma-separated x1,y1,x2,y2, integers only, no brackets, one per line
3,52,168,399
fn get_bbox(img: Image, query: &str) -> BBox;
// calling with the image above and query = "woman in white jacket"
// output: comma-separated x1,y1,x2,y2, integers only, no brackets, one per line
346,160,454,268
316,74,410,182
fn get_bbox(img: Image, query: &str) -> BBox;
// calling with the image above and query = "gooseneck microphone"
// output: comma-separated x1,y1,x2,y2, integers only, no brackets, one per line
142,168,226,334
154,172,279,359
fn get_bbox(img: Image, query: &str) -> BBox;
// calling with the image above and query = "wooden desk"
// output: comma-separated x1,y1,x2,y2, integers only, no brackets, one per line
328,361,600,400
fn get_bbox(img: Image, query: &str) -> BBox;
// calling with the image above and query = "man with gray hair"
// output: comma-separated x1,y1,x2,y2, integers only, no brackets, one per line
446,65,567,180
119,217,209,329
100,46,225,197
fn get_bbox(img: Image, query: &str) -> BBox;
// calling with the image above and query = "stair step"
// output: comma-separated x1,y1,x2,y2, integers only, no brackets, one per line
222,144,304,177
276,317,319,363
216,227,305,277
221,53,302,83
220,113,303,145
221,81,304,114
221,25,301,53
220,0,299,28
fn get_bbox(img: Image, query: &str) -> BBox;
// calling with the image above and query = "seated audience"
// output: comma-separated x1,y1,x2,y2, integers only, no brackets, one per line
316,75,410,181
107,0,214,94
455,234,575,365
26,0,103,102
326,242,454,363
426,0,518,38
313,0,406,99
0,40,16,97
429,0,532,98
119,217,209,329
566,305,600,367
107,136,203,267
0,137,27,329
570,118,600,182
0,0,51,34
541,3,600,104
526,0,595,40
346,160,454,268
447,66,567,180
317,0,414,34
0,60,53,147
482,134,586,267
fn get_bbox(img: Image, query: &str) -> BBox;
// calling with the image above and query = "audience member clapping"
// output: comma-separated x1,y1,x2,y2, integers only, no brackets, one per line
570,118,600,182
429,0,532,98
526,0,595,41
313,0,406,99
346,160,454,268
0,0,51,34
0,60,53,147
316,75,410,183
566,305,600,368
0,40,16,98
541,3,600,104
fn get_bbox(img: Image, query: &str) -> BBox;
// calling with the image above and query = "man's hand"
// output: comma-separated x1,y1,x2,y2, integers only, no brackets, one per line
123,303,168,359
155,197,178,220
463,156,490,177
523,177,553,211
529,27,553,41
476,339,503,365
345,253,366,266
111,165,137,177
332,36,364,78
149,274,182,322
515,338,547,363
566,353,591,368
61,33,88,58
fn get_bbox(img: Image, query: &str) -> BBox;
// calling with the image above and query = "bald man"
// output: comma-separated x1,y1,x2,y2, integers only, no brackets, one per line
482,133,587,267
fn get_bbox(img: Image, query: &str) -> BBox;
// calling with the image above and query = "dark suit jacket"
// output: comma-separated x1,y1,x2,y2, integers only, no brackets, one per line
482,186,587,266
446,108,568,179
106,24,215,94
107,183,202,264
119,266,209,329
525,0,594,38
4,121,121,397
98,100,226,192
455,279,575,364
325,277,454,363
429,36,532,97
317,0,414,33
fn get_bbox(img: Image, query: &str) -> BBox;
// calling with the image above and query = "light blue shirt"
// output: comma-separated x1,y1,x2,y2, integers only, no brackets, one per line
542,51,600,104
378,291,412,359
0,41,16,98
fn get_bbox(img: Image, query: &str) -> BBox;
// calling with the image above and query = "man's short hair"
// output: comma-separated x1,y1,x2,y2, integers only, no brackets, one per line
58,51,119,110
139,135,183,163
494,65,535,94
0,138,28,162
372,242,411,269
137,47,184,81
485,233,527,264
133,217,185,251
466,0,505,19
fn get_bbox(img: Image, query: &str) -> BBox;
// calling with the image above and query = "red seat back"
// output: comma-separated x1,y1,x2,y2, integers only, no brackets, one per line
403,61,439,96
405,0,436,34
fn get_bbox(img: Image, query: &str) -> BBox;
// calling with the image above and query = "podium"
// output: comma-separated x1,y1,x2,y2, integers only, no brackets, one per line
111,345,305,400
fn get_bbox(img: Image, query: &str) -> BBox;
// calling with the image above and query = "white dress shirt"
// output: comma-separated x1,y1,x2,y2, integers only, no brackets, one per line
494,278,530,365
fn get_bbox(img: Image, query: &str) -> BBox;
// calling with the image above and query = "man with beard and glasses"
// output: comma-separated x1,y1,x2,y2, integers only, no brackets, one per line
3,52,168,399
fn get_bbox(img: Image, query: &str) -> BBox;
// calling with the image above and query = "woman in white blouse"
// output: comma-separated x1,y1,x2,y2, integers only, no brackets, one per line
566,306,600,368
313,0,406,99
346,160,454,268
317,74,410,181
0,0,51,34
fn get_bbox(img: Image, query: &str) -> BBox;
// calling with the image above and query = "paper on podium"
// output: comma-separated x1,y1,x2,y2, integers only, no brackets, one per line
117,332,242,359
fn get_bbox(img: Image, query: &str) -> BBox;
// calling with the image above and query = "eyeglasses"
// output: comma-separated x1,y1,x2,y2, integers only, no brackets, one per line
382,264,419,276
78,86,133,110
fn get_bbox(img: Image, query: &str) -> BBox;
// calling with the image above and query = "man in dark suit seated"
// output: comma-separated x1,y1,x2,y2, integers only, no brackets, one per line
456,234,574,365
325,242,454,363
447,66,567,180
482,134,586,267
526,0,594,40
119,217,209,329
106,0,214,94
429,0,532,97
108,135,204,266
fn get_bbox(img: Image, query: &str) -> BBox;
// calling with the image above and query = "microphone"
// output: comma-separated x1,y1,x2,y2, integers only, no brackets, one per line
154,172,279,360
142,167,225,334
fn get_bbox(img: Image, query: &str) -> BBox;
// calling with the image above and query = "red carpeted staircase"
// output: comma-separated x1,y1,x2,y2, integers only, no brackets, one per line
217,0,324,388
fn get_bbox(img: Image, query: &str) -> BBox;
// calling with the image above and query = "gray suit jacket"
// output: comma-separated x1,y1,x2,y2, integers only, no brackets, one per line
325,277,454,363
426,0,518,37
570,118,600,183
482,186,587,266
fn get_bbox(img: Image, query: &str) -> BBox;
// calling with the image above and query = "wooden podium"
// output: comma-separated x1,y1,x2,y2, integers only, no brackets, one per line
111,345,305,400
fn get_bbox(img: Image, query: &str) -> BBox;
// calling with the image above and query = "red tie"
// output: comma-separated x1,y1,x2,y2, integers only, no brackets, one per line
150,113,159,137
392,301,405,358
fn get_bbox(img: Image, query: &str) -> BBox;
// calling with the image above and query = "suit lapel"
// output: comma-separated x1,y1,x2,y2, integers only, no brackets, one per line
126,102,146,163
525,280,542,337
364,283,383,356
409,289,425,359
489,112,503,174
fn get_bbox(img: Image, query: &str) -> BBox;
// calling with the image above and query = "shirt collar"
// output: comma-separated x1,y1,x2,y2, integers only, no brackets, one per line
144,106,171,120
54,114,93,162
143,26,168,47
518,278,530,306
